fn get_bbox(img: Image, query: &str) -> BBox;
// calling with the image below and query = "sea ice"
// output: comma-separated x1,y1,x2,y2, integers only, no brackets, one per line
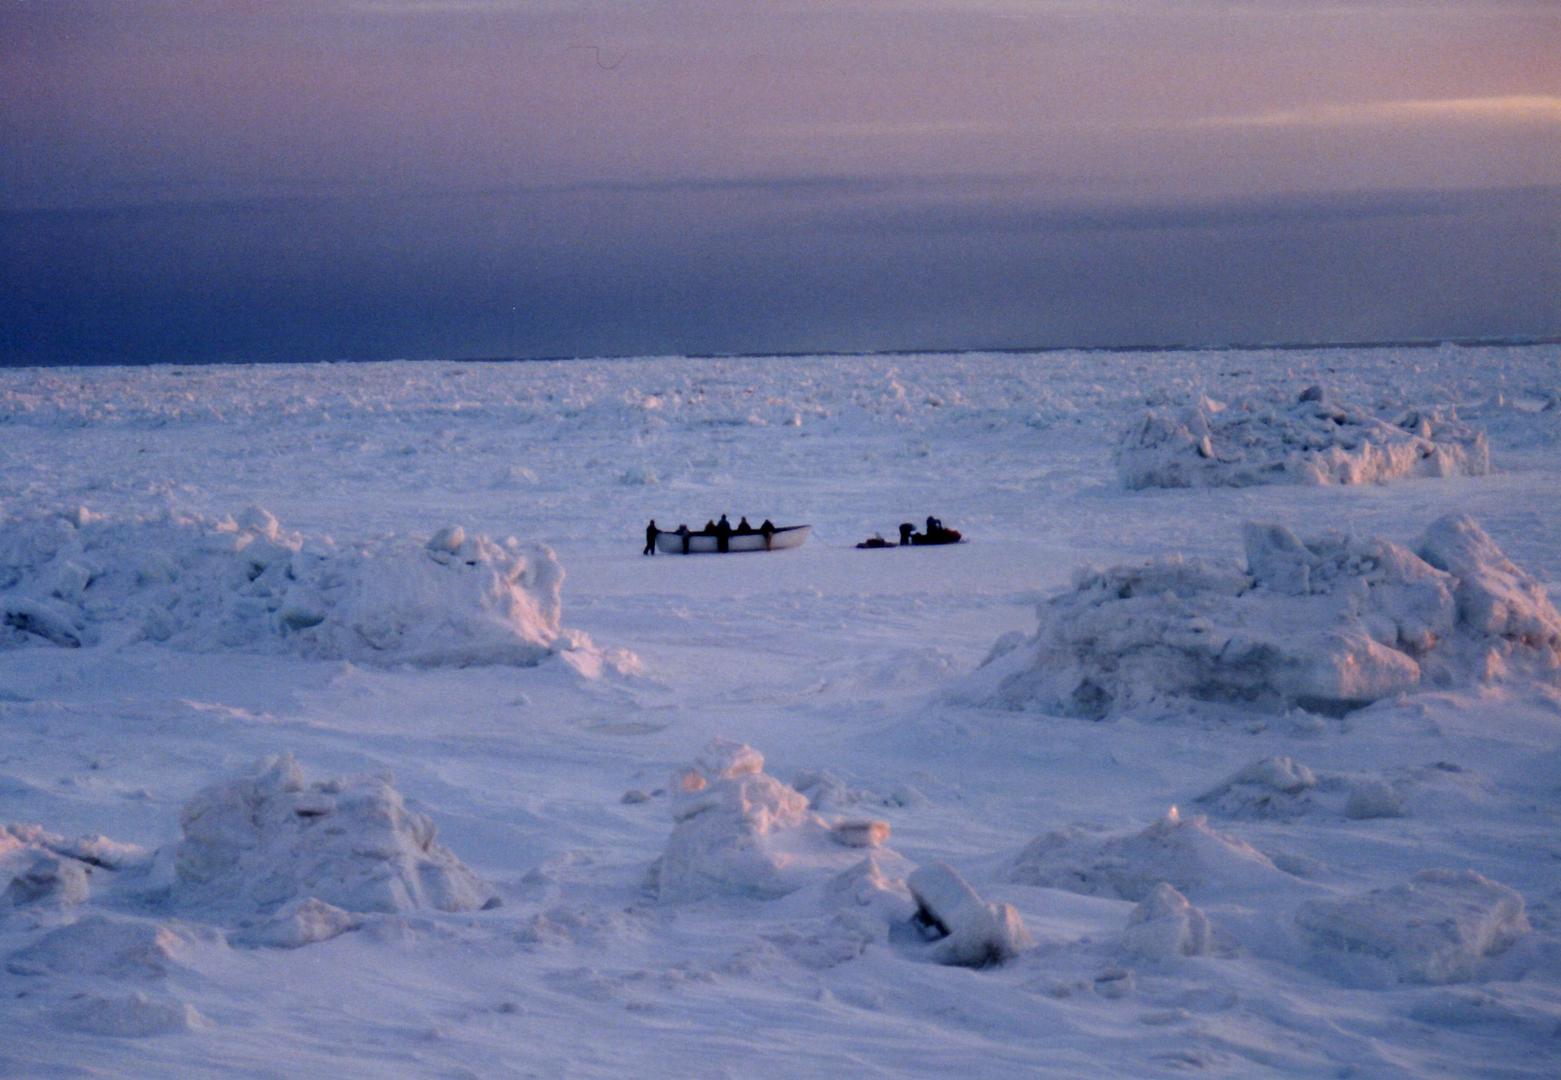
965,515,1560,716
1117,387,1490,489
0,507,628,671
652,739,903,904
172,754,497,917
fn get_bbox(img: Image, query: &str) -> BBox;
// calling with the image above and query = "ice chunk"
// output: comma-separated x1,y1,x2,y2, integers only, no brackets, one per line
425,524,466,554
655,740,893,904
1120,883,1212,960
1297,869,1528,985
236,505,280,540
230,897,361,949
695,737,765,780
172,754,496,917
963,516,1552,717
907,862,1031,967
1344,778,1406,820
1,823,147,875
1418,515,1561,661
0,508,631,673
1117,390,1490,490
1,596,85,647
656,740,820,902
2,851,92,907
827,856,918,924
1198,757,1318,819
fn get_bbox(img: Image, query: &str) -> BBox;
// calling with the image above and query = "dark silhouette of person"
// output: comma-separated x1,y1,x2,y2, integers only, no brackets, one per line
760,519,776,550
926,516,942,536
643,519,659,556
715,513,732,552
676,523,691,553
704,519,716,533
899,522,915,546
737,516,752,534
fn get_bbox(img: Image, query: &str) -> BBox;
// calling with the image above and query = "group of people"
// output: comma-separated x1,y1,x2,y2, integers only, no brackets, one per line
858,516,962,548
902,516,960,545
644,514,778,555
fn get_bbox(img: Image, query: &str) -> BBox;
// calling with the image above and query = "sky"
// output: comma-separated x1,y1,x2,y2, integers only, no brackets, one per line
2,0,1558,365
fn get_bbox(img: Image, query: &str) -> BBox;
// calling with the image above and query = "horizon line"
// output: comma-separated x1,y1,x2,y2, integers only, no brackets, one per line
6,333,1559,372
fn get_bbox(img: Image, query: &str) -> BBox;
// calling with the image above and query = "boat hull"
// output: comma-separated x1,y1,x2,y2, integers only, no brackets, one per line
655,525,810,554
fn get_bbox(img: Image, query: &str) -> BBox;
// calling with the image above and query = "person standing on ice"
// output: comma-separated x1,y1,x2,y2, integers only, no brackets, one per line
760,519,776,550
715,513,733,552
643,519,659,556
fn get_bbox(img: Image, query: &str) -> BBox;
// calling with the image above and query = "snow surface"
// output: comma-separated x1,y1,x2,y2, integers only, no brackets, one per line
2,345,1560,1077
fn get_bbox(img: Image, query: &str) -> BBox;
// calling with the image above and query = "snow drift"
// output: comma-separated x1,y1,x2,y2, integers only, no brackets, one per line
6,915,217,980
1297,869,1529,985
0,506,630,670
1195,756,1407,821
1007,807,1289,902
965,515,1561,717
1117,386,1490,489
172,754,497,918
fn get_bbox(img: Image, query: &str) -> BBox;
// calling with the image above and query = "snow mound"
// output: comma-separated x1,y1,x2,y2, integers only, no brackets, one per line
1197,757,1319,820
1,823,146,909
652,739,888,903
1117,388,1490,489
965,516,1560,716
0,507,631,671
1199,757,1413,821
6,915,216,980
1008,808,1287,902
1297,869,1529,985
55,991,209,1037
906,862,1031,967
1120,883,1213,961
172,754,497,917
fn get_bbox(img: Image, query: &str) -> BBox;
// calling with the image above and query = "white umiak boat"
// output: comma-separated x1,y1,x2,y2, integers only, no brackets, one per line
655,525,811,554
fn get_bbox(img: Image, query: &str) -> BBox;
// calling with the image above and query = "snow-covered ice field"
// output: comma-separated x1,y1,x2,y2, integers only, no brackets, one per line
2,345,1560,1077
